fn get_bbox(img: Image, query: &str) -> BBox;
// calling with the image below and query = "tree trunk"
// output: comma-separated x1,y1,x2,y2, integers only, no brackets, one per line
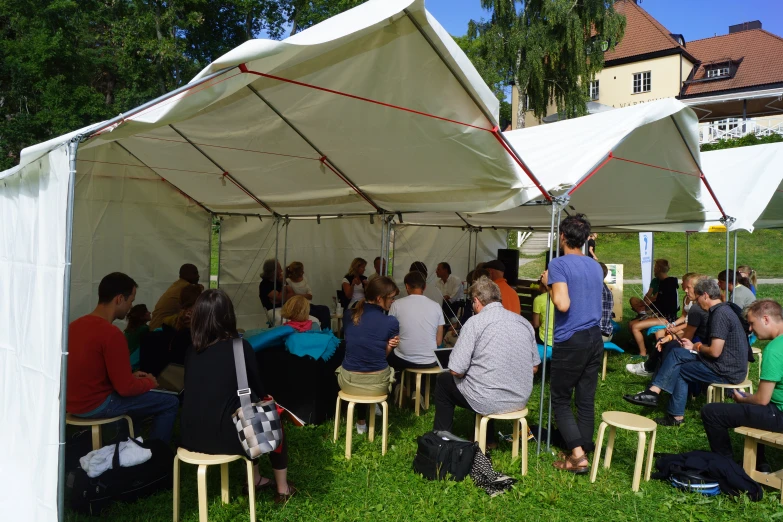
515,75,526,129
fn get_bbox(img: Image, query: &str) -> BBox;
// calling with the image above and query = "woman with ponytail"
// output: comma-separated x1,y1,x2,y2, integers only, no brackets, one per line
335,276,400,434
738,265,757,296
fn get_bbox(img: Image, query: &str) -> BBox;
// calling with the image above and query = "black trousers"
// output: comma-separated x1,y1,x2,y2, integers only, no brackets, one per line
433,372,495,445
387,350,438,383
550,326,603,451
701,402,783,460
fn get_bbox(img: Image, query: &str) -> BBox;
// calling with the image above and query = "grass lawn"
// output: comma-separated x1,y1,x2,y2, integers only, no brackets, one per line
520,230,783,280
65,284,783,521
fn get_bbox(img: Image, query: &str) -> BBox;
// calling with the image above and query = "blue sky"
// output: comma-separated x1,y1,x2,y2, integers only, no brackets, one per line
424,0,783,42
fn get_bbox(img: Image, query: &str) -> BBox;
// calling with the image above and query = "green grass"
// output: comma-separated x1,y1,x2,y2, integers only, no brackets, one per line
65,285,783,521
519,230,783,280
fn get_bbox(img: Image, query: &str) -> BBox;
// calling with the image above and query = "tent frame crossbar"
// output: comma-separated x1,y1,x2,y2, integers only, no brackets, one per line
168,125,277,215
243,82,382,214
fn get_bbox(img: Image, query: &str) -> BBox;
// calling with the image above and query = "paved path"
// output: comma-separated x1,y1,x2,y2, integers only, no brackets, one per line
625,278,783,284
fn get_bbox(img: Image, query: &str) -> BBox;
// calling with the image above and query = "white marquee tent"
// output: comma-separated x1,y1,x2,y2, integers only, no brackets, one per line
2,0,779,519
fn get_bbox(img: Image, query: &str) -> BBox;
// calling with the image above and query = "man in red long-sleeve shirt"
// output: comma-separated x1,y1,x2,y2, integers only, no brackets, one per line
67,272,179,444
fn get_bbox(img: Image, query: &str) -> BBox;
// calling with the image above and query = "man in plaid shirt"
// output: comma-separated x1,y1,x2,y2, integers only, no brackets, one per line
599,263,614,341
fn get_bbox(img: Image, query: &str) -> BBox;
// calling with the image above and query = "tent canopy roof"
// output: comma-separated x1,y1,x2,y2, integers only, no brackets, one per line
4,0,546,217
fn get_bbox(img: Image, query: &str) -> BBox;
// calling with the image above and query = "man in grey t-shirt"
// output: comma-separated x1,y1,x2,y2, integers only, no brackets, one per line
719,269,756,311
433,276,540,446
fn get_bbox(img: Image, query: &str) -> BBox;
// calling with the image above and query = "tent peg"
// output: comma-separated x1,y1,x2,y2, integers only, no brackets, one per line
397,212,403,223
317,215,321,224
370,214,375,224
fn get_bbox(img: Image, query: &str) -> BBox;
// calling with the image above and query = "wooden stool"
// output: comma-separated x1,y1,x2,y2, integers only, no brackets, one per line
474,408,529,476
173,448,255,522
397,367,442,416
591,411,657,492
333,391,388,460
735,426,783,503
707,380,754,403
753,346,763,379
65,413,135,451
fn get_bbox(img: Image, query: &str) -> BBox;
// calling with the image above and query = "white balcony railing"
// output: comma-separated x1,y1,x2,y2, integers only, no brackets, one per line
699,118,783,145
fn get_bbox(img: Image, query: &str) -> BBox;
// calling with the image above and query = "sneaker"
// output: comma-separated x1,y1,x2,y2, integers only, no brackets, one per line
356,423,367,435
626,362,653,378
654,414,684,426
623,390,659,407
375,404,382,416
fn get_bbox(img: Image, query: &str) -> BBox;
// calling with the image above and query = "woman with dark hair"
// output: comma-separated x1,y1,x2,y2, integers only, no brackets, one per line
336,276,400,434
180,289,295,503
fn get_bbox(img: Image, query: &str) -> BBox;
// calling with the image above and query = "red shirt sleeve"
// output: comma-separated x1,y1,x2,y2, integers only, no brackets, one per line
104,325,154,397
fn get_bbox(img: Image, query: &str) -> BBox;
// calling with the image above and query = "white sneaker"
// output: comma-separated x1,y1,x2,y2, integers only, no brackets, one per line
626,362,653,377
375,404,382,416
356,423,367,435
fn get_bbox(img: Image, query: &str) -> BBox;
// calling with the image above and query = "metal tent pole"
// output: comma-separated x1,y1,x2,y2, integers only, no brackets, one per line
381,214,388,276
473,229,479,267
386,220,394,276
467,228,473,270
282,217,290,306
537,203,557,455
732,231,738,303
724,224,730,302
273,218,280,323
546,206,563,452
58,139,79,522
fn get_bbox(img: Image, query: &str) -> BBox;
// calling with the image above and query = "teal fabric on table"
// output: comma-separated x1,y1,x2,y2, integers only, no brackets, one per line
246,325,295,352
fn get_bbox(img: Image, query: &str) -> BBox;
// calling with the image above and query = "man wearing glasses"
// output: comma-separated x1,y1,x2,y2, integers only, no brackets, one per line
625,278,749,426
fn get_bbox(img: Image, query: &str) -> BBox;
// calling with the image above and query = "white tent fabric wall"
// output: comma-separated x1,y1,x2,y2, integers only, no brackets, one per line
70,144,212,320
391,225,506,303
700,142,783,231
219,216,387,329
0,145,71,522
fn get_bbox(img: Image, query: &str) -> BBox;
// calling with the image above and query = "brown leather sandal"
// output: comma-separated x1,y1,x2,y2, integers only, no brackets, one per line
553,454,589,474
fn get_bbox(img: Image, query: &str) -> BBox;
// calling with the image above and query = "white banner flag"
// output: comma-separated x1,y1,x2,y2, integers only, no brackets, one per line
639,232,653,294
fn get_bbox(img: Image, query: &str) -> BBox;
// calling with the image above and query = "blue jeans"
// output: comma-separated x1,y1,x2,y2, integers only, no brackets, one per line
76,391,179,444
652,347,728,417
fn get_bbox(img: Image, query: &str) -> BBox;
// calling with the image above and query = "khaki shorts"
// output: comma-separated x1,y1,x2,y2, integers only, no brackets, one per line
335,366,395,397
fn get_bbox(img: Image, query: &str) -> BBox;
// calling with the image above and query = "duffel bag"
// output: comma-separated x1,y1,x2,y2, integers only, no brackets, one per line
67,437,174,515
413,430,477,482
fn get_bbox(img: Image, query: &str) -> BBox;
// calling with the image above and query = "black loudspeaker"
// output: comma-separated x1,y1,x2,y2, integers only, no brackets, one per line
497,249,519,286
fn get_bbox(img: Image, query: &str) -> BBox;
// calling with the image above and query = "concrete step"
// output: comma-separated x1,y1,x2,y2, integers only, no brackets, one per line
519,232,550,256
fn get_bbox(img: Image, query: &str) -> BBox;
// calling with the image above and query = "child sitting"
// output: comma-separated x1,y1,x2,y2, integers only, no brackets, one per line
286,261,313,300
281,295,319,332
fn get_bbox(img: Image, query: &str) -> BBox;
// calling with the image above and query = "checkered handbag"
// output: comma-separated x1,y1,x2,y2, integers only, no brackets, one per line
231,338,283,459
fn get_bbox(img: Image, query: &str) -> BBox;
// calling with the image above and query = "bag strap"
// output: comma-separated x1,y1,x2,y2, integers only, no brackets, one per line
232,337,255,421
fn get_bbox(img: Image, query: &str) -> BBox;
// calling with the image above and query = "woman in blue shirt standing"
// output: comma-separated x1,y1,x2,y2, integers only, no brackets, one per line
336,276,400,434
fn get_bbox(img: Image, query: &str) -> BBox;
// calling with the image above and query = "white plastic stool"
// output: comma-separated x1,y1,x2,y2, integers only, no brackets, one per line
173,448,255,522
333,391,388,460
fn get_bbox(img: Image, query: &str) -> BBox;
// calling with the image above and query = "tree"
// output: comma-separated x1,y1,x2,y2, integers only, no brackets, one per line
0,0,365,170
467,0,625,128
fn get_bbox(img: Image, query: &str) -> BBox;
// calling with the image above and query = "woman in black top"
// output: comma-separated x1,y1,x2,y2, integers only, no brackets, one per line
181,289,295,503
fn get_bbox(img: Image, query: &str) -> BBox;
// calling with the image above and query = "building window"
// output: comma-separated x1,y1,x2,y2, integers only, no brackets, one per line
706,66,730,78
633,71,651,93
589,80,599,100
716,118,739,132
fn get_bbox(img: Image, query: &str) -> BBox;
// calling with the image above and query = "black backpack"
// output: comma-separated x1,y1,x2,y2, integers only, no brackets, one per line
67,438,174,515
413,431,477,482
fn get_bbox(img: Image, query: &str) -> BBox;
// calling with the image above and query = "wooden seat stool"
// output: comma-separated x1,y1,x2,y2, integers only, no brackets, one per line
397,367,442,416
753,346,763,379
707,380,753,404
474,408,529,476
333,391,388,460
591,411,657,492
173,448,256,522
65,413,135,451
735,426,783,503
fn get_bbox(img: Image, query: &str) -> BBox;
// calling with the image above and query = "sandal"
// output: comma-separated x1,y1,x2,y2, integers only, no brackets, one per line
274,483,297,505
553,454,589,474
242,477,275,495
